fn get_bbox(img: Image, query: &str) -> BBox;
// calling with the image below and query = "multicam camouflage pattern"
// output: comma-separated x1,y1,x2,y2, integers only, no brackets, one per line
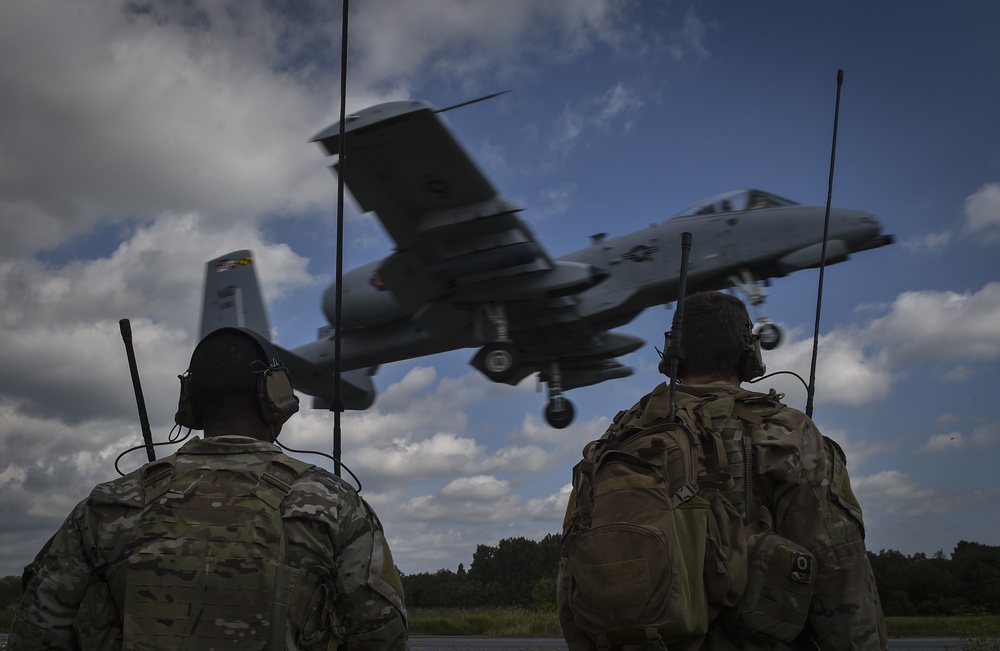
559,383,888,651
8,435,408,651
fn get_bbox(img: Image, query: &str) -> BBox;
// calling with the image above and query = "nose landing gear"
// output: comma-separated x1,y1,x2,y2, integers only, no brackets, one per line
541,363,575,429
728,269,784,351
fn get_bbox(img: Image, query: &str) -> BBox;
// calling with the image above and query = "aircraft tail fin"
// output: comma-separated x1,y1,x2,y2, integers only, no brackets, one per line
200,250,272,339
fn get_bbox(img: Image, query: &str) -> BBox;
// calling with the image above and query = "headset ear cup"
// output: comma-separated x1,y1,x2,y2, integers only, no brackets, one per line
258,369,300,425
740,335,766,381
174,373,202,430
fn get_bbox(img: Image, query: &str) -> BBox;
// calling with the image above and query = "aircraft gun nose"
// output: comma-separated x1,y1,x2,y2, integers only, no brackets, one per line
849,211,895,252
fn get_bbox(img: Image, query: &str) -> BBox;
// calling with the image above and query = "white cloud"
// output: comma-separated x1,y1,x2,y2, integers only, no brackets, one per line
762,282,1000,408
351,0,640,88
537,183,578,219
963,182,1000,242
901,231,951,253
596,82,644,132
0,0,343,256
863,283,1000,365
549,81,646,157
970,422,1000,447
917,432,964,455
852,470,939,513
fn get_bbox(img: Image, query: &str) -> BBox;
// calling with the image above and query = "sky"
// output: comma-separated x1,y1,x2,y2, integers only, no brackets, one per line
1,0,999,579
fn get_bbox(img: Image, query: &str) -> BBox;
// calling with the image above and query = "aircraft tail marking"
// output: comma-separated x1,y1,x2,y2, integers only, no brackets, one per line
200,250,272,340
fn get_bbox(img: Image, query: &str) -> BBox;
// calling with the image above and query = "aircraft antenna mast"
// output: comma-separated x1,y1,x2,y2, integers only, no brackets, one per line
805,69,844,419
332,0,350,477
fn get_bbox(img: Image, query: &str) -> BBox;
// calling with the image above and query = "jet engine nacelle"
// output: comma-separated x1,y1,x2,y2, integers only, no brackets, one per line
322,259,411,329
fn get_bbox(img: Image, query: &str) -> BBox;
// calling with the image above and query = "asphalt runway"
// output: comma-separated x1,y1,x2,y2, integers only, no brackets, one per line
409,637,965,651
0,633,967,649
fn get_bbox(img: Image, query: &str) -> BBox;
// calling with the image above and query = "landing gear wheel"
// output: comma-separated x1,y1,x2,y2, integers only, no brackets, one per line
757,323,782,350
544,396,575,429
480,342,519,383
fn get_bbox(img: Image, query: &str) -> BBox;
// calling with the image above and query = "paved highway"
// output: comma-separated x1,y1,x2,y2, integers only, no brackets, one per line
408,637,965,651
0,633,968,649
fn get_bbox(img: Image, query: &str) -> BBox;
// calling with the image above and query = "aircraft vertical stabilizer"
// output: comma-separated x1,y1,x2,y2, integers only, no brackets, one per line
200,250,272,340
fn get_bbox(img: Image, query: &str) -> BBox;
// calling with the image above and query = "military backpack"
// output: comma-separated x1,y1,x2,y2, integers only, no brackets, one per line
558,383,813,649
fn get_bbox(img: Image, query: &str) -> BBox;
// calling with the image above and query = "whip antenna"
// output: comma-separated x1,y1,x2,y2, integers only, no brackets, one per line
119,318,156,463
805,69,844,418
668,232,693,422
331,0,350,477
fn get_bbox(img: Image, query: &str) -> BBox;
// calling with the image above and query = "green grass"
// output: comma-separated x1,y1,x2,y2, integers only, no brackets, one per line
407,609,1000,640
408,608,563,637
886,616,1000,638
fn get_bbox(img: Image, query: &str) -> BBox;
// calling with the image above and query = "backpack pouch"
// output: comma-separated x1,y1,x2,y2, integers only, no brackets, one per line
723,532,815,642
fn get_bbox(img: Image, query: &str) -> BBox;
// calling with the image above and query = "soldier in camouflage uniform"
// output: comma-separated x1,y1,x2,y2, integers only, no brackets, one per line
8,327,408,650
559,292,887,651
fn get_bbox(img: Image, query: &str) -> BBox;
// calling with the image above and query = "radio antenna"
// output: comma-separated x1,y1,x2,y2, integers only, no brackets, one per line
119,318,156,463
805,69,844,418
331,0,350,477
668,232,693,422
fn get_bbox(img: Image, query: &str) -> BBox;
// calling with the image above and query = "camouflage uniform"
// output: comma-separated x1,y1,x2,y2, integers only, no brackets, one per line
561,383,888,651
8,435,408,651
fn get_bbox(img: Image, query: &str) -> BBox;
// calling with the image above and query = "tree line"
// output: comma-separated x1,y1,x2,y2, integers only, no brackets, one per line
2,537,998,629
399,537,1000,615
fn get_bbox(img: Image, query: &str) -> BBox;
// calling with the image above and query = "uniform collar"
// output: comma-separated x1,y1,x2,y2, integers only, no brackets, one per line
177,435,280,455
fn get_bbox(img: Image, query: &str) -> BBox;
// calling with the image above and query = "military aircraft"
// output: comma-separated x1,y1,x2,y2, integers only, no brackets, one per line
201,99,893,428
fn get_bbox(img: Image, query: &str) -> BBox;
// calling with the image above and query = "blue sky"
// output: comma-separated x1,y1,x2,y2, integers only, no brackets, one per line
1,0,999,578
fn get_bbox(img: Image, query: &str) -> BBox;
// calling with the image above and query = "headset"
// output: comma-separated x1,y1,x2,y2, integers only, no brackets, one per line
174,327,300,430
739,327,767,382
658,320,766,382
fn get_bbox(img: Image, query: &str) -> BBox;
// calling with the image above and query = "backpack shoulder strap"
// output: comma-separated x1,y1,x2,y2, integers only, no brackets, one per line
252,453,315,509
139,456,176,506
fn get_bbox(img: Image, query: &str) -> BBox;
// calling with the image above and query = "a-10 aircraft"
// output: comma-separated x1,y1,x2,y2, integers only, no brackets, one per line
201,99,893,428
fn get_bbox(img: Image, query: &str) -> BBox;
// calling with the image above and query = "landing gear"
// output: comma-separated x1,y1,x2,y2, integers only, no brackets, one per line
728,269,784,350
756,322,782,350
472,304,578,428
473,303,522,383
480,342,519,382
541,362,575,429
545,396,575,429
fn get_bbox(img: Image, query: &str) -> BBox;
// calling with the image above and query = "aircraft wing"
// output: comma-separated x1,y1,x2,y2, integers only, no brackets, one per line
312,101,589,310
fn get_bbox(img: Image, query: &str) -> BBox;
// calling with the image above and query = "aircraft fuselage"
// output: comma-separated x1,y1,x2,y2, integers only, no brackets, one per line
314,196,889,375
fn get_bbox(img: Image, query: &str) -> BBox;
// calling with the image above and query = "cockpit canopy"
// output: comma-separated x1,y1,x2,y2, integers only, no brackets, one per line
670,189,799,219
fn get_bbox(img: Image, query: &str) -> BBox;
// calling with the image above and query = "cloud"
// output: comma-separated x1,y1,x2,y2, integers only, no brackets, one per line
0,0,343,257
595,82,644,132
862,283,1000,365
536,183,578,219
917,432,964,455
351,0,640,89
549,81,645,157
763,282,1000,408
852,470,942,516
963,182,1000,242
664,5,716,62
923,422,1000,453
901,231,951,254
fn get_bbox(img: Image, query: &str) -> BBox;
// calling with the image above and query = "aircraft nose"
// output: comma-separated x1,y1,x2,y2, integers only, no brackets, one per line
847,210,895,252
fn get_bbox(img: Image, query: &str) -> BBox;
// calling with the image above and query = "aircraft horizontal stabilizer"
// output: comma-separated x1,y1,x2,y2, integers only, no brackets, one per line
276,344,376,411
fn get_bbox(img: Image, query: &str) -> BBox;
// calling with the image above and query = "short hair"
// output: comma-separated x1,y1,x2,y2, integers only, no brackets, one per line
676,291,752,380
188,330,267,422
